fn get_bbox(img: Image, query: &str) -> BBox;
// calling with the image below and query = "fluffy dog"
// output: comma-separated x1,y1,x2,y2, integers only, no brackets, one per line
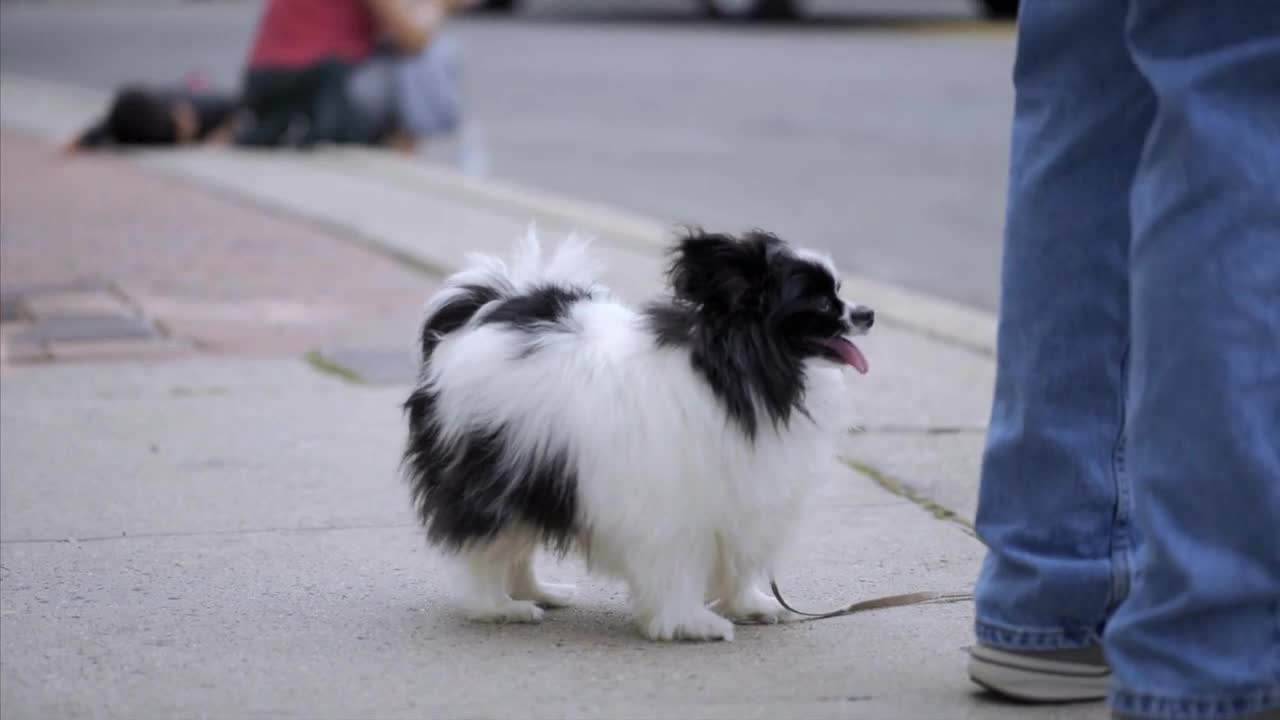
402,228,873,641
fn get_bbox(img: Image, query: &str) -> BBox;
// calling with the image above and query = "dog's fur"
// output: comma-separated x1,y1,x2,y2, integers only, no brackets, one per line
402,228,873,641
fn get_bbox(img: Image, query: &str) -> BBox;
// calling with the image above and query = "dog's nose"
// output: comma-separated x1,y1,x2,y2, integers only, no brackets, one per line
848,306,875,329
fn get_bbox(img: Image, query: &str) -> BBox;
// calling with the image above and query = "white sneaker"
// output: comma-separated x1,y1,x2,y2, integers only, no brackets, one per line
968,643,1110,702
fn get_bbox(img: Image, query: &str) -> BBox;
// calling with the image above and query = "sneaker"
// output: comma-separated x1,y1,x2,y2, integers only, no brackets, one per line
968,643,1110,702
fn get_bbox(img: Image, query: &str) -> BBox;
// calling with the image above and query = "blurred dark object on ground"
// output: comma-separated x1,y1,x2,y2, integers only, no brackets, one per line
70,84,239,150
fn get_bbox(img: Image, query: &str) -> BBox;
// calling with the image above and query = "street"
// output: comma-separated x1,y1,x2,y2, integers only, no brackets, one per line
0,0,1014,310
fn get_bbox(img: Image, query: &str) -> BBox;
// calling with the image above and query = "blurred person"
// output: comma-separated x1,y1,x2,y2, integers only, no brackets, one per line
236,0,472,151
966,2,1279,719
69,78,239,150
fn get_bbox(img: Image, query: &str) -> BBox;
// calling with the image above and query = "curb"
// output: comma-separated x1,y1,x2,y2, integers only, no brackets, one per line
317,149,999,357
1,71,996,356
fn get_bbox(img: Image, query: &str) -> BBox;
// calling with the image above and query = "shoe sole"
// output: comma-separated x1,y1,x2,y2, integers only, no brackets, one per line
967,645,1110,703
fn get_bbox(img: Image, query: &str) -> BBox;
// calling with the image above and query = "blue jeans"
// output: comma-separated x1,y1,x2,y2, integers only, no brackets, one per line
974,1,1280,718
348,34,463,140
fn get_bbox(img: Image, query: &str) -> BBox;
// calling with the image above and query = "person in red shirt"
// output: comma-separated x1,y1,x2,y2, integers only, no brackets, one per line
237,0,472,151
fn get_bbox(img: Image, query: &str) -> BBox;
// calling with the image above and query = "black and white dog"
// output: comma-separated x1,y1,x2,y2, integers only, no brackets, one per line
403,228,873,641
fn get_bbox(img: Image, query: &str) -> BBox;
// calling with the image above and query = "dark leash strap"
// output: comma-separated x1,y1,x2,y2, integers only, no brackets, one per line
768,579,973,622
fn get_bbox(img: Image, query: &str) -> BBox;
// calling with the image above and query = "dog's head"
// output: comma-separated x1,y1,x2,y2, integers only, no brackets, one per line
666,229,873,374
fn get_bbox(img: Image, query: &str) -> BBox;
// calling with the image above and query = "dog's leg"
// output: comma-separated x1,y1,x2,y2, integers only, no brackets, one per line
458,535,545,624
627,542,735,642
508,546,575,609
719,580,796,625
710,545,795,624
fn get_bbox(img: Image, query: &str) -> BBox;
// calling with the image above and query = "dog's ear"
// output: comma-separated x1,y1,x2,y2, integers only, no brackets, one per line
667,229,783,312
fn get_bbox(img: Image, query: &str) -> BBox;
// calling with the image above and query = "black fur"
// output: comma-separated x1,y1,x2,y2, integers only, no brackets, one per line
482,285,592,332
645,229,853,439
402,405,579,552
418,284,502,359
403,282,585,552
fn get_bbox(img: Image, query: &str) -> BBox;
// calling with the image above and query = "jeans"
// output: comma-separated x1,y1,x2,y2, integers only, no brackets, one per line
237,59,377,147
974,1,1280,718
347,34,463,140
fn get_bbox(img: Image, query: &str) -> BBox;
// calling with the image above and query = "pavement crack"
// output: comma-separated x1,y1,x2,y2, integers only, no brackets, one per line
840,456,975,536
304,349,366,384
817,695,875,704
876,314,995,360
850,424,985,435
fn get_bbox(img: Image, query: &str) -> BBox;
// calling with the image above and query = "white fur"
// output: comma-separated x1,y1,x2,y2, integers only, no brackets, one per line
420,232,858,641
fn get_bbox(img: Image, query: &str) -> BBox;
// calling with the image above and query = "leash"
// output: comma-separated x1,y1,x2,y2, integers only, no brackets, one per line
767,579,972,622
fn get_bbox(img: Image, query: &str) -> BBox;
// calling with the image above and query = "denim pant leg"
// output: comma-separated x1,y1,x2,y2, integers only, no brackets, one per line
391,34,462,138
974,0,1156,650
347,55,395,142
1103,3,1280,717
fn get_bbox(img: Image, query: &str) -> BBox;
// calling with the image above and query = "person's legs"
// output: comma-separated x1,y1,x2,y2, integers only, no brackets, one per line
302,60,359,146
1104,3,1280,717
974,0,1155,658
388,34,463,143
235,69,296,147
347,54,397,146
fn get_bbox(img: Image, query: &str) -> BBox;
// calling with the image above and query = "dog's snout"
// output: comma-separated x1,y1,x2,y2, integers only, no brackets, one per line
848,306,875,329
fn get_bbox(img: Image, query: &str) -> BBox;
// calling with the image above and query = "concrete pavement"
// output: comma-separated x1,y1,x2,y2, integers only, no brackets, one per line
0,76,1092,720
1,358,1002,720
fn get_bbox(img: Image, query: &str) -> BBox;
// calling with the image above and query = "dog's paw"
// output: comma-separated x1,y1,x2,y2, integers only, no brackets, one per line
722,590,798,625
725,605,799,625
641,608,735,642
512,582,575,609
466,599,545,625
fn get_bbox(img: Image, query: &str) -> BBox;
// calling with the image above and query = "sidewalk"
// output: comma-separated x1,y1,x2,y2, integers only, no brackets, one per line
1,75,1085,720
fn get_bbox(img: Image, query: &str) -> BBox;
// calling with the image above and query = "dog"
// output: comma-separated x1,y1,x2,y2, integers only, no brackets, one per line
402,227,873,641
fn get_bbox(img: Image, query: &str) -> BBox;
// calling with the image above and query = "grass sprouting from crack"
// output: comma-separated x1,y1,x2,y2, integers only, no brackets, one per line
304,350,364,385
842,457,975,536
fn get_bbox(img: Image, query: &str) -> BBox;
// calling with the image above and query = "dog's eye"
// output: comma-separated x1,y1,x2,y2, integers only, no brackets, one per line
815,297,832,313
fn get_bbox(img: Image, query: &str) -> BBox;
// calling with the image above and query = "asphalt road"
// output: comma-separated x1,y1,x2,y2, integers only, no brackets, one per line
0,1,1015,311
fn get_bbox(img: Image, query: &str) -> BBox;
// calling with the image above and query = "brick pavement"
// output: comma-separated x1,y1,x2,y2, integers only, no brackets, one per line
0,132,437,376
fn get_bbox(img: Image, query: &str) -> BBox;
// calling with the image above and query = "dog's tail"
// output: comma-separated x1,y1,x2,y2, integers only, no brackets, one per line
402,226,598,511
415,225,601,363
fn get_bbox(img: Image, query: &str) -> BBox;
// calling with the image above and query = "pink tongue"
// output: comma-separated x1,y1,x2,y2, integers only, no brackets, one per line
825,337,869,374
